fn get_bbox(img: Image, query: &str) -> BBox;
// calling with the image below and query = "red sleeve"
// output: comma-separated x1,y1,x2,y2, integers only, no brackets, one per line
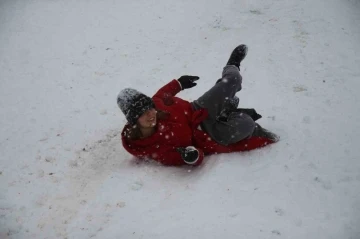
152,80,182,102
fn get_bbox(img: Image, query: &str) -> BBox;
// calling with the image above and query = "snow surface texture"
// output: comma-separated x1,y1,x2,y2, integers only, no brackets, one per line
1,0,360,238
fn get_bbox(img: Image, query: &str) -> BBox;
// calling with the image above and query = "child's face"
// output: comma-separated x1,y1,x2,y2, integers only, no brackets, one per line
137,108,157,128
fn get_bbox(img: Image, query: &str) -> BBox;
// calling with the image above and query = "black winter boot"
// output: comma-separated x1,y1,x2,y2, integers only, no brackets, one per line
252,123,280,142
226,44,248,69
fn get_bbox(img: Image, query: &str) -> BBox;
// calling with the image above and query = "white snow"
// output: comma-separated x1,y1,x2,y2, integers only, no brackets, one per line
1,0,360,238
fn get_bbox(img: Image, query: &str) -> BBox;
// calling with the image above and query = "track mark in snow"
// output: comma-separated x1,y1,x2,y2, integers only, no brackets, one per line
72,109,81,114
302,116,311,124
308,163,318,170
68,159,80,168
131,181,143,191
37,169,45,178
39,137,48,142
338,176,353,183
295,219,303,227
250,9,262,15
116,202,126,208
229,212,238,218
271,230,281,236
284,165,290,172
293,85,307,92
44,156,56,163
274,207,284,216
210,16,230,31
94,72,105,76
35,195,48,207
36,129,122,237
314,177,333,190
292,20,309,47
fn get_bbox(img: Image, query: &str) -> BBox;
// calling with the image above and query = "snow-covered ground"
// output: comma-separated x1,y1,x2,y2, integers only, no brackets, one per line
1,0,360,238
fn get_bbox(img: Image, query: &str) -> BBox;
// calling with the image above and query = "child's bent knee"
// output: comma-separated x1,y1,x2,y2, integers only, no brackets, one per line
220,74,242,90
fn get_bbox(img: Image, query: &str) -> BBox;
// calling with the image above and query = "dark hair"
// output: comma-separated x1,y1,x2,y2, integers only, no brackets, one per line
123,110,169,140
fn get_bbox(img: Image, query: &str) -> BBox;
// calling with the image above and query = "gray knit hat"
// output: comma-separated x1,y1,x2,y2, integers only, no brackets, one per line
117,88,155,125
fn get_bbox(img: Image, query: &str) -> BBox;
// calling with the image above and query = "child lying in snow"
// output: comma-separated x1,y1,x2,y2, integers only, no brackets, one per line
117,44,279,166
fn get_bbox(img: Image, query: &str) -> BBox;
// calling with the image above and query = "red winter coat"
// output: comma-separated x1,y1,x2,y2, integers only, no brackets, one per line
121,80,274,166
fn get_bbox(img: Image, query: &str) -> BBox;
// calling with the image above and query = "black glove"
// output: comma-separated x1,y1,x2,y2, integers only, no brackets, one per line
176,146,199,164
177,75,200,90
217,108,262,122
236,108,262,121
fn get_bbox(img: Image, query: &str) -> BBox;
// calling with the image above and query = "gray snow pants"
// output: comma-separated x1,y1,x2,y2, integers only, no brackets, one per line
192,65,255,146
